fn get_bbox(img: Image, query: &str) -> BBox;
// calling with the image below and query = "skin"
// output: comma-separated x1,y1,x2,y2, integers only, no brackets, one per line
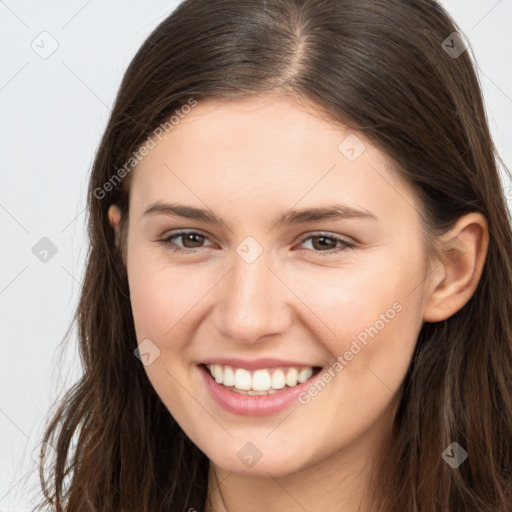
108,95,488,512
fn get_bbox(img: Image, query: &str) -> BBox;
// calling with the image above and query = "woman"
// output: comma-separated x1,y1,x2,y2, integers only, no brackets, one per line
36,0,512,510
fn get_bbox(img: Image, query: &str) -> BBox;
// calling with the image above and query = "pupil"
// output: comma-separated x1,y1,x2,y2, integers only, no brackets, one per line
314,236,334,250
185,233,202,247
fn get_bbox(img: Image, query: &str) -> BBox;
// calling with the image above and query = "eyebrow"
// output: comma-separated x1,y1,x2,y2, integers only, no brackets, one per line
143,201,378,227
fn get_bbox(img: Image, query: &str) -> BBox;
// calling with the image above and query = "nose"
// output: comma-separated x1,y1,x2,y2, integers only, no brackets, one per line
213,250,292,344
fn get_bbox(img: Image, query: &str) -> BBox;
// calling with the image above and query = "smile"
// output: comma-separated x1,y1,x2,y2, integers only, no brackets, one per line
205,364,321,395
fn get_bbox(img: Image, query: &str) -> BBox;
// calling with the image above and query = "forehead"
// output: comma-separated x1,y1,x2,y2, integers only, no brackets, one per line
129,95,419,228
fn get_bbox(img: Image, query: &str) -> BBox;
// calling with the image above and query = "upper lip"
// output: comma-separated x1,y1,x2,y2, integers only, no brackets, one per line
199,357,320,370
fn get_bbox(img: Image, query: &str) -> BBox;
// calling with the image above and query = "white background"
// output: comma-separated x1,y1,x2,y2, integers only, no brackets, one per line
1,1,511,510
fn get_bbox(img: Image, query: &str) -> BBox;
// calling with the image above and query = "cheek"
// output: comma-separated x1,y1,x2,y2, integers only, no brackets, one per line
126,253,207,413
284,248,426,429
284,246,425,355
128,274,173,342
127,245,207,342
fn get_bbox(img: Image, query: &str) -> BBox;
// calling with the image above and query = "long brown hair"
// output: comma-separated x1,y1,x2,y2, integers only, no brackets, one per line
36,1,512,510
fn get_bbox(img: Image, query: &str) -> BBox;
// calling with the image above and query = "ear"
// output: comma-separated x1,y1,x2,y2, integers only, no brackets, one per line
423,212,489,323
108,204,122,248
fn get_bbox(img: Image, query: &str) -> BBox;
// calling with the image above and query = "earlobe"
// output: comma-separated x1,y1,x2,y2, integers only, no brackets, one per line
423,213,489,323
108,204,122,247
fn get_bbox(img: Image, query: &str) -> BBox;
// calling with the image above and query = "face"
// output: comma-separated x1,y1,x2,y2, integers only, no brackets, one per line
116,95,432,477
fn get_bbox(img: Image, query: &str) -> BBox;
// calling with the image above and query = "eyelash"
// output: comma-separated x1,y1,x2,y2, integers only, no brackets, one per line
158,230,356,257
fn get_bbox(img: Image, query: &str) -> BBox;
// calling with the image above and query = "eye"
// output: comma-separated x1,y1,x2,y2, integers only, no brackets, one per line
157,230,356,256
159,230,214,253
297,233,356,256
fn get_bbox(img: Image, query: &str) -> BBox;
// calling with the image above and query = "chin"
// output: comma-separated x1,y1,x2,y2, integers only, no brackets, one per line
204,440,313,478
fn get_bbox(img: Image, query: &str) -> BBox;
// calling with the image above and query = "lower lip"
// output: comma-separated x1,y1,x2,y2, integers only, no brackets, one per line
199,365,319,416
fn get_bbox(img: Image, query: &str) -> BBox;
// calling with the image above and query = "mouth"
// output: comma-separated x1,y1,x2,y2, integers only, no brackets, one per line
201,363,323,395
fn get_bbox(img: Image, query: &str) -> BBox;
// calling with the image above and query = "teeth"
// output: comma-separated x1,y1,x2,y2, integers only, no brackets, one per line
223,366,235,387
213,364,223,383
285,367,298,387
231,388,277,395
252,369,271,391
297,367,313,383
271,369,286,389
234,368,251,390
206,364,316,393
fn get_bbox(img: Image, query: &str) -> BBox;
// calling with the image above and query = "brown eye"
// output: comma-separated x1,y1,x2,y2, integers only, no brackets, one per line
179,232,205,248
298,233,356,257
160,230,213,253
310,235,338,251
